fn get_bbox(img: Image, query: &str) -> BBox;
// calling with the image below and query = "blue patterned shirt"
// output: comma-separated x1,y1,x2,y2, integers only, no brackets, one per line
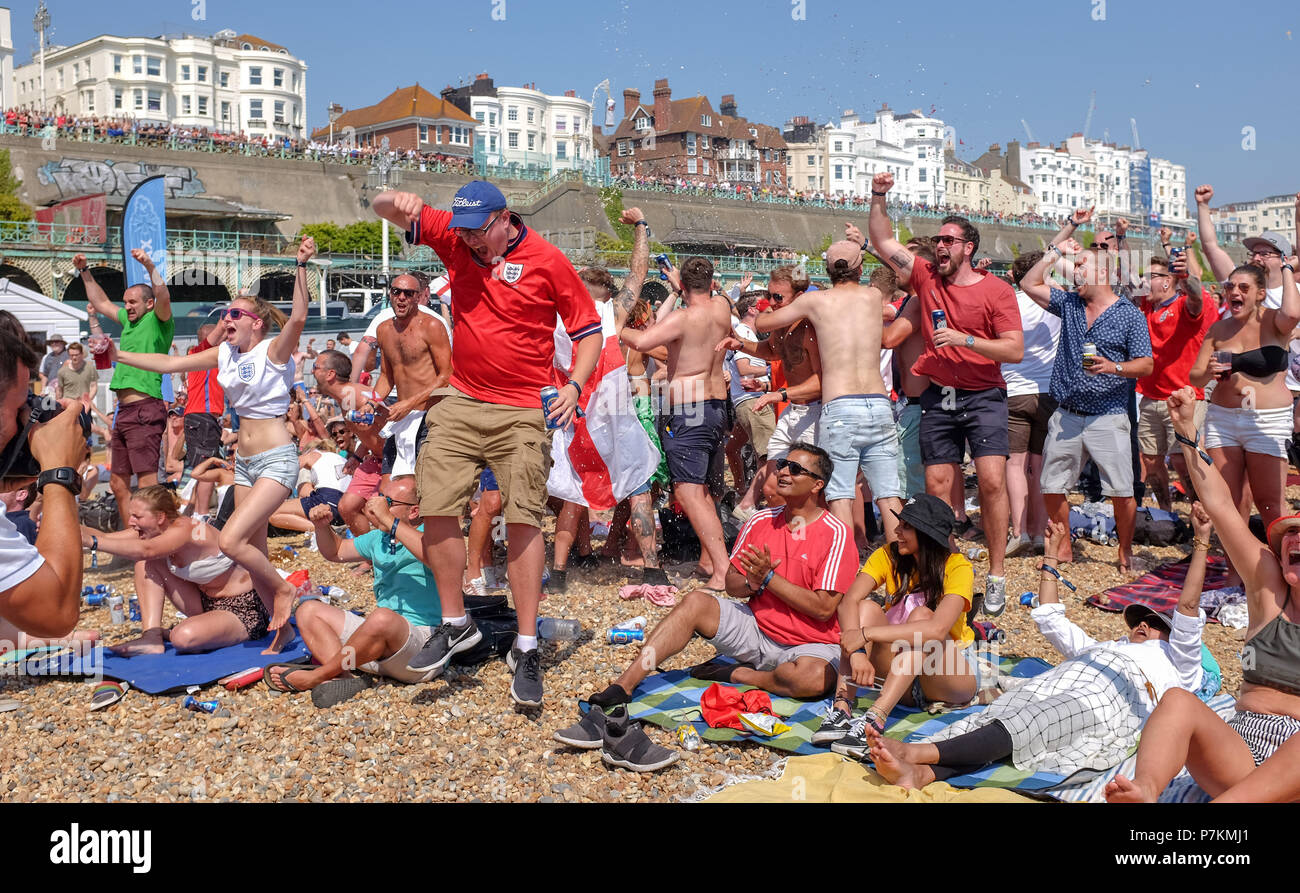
1047,288,1151,416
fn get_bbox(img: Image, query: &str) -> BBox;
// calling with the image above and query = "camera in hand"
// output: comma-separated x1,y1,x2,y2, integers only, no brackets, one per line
0,393,92,482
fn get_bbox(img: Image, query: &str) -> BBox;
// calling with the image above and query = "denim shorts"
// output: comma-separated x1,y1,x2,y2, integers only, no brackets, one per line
819,394,903,502
233,443,299,492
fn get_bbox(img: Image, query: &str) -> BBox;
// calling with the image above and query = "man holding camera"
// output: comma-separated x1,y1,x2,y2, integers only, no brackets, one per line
0,326,89,640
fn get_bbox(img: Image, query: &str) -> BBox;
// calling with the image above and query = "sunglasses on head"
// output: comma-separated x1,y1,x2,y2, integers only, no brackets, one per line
220,307,257,321
775,457,824,481
389,286,418,298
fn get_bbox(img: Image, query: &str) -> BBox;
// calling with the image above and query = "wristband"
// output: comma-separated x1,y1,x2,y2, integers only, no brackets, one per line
1048,243,1063,257
1192,538,1212,551
1174,430,1212,465
1038,563,1077,592
759,568,776,593
780,387,788,401
565,378,582,399
387,518,400,554
1284,264,1295,274
297,261,308,268
634,220,649,228
91,535,98,552
872,190,888,197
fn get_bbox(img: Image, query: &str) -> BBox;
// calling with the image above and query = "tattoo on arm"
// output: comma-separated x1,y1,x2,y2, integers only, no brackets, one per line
889,250,911,269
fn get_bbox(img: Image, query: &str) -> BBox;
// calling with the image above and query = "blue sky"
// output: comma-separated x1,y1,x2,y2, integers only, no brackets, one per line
16,0,1297,205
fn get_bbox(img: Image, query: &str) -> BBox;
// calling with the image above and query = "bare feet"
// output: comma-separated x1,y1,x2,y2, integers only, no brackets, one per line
267,582,297,638
864,724,927,790
1104,774,1158,803
109,627,166,657
348,561,374,577
261,622,295,656
19,629,100,648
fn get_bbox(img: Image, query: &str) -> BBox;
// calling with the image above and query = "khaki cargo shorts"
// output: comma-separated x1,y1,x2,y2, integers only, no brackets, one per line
415,390,552,527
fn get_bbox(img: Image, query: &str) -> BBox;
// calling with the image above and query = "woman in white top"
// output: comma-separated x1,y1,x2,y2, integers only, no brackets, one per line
114,237,315,651
79,486,274,655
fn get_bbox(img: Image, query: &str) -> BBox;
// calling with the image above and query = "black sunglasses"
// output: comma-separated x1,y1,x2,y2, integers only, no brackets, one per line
384,495,418,507
933,235,971,247
775,457,824,481
389,286,418,298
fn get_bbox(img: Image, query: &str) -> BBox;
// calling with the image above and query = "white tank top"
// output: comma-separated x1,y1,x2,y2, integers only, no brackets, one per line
217,339,294,419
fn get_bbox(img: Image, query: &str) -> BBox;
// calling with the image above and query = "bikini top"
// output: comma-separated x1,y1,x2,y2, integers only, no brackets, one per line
1230,345,1288,378
168,547,235,585
1242,612,1300,697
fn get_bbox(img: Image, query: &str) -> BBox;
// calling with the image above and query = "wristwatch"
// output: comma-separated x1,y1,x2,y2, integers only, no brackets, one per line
36,466,81,496
1115,362,1125,376
965,335,975,347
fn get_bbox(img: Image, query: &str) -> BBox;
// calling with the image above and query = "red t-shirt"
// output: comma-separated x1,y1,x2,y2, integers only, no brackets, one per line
409,208,600,407
728,507,857,646
1137,290,1215,400
910,259,1021,391
185,342,224,414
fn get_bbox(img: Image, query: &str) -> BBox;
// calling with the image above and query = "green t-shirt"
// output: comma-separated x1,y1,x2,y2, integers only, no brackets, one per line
111,307,174,398
353,526,442,628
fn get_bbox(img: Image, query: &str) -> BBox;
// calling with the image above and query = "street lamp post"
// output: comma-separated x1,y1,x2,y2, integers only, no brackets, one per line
369,136,401,278
312,257,333,319
34,2,50,111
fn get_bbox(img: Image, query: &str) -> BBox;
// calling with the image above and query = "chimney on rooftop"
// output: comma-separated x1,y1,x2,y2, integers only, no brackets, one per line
653,78,672,128
476,73,489,81
564,90,576,97
720,94,737,117
623,88,641,118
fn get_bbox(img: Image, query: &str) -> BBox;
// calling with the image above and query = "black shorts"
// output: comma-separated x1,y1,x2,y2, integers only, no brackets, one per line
299,487,344,526
918,384,1009,465
183,412,224,469
660,399,729,487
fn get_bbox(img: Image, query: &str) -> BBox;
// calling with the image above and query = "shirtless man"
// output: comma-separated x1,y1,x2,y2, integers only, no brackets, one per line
753,238,903,543
717,265,822,512
882,238,938,501
619,256,733,592
368,274,453,483
309,349,389,535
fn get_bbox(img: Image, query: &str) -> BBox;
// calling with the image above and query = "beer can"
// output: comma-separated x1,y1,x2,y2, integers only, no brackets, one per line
931,309,948,330
676,724,701,751
128,596,141,622
1082,342,1097,366
346,410,374,425
608,628,645,645
107,594,124,624
540,386,561,430
183,696,220,714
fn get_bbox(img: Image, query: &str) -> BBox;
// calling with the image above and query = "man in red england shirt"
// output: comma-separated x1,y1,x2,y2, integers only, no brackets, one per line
554,442,857,769
868,172,1023,615
1136,252,1211,511
372,181,602,707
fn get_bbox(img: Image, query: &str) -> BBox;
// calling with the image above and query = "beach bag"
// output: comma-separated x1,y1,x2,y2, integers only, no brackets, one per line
79,494,122,532
450,595,518,667
1133,508,1189,546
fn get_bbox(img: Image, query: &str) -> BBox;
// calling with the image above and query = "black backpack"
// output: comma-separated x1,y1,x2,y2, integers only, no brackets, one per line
79,493,122,532
1132,508,1190,546
450,594,519,667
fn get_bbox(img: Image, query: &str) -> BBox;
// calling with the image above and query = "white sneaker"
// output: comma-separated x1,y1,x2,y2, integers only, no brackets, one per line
462,575,488,597
1005,533,1032,558
983,575,1007,617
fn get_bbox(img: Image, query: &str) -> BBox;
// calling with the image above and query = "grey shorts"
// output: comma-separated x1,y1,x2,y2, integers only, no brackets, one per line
1040,408,1133,497
233,442,299,492
706,595,839,672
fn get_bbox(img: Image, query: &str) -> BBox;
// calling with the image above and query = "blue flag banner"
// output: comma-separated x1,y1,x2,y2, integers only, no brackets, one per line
122,175,167,288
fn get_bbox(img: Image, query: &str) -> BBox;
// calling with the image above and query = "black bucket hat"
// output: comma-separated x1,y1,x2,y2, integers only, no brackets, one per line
893,493,956,551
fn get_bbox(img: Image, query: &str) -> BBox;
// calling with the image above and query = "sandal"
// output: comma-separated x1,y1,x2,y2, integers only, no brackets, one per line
311,674,372,709
263,662,313,693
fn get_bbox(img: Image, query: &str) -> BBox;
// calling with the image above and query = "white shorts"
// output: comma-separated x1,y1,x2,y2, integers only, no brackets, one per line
1203,403,1291,458
382,411,424,478
766,401,822,459
340,610,436,684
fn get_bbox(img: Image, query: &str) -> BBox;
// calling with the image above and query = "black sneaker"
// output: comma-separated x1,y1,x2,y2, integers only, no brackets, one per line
830,712,885,761
544,569,568,595
553,705,608,749
506,646,543,707
811,704,853,746
601,706,680,772
405,620,482,675
570,552,599,570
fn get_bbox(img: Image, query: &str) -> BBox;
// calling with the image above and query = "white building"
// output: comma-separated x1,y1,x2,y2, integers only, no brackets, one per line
1210,194,1297,247
460,76,593,173
813,105,945,205
13,29,307,140
0,9,14,110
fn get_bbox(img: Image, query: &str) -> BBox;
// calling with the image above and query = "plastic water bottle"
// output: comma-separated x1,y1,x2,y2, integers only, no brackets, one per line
538,617,580,641
324,585,348,604
1020,591,1039,609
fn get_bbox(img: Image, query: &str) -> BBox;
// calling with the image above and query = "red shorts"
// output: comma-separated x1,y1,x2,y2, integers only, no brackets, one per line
110,397,167,477
345,456,382,498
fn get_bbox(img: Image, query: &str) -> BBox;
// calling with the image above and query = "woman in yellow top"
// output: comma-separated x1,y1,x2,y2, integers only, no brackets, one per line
814,493,979,755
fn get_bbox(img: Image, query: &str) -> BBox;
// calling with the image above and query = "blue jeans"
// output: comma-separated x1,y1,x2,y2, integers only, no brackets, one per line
897,400,925,498
819,395,903,502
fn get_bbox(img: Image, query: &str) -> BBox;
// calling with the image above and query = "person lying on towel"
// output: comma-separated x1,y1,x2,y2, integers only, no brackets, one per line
857,513,1206,788
556,443,858,741
263,476,442,709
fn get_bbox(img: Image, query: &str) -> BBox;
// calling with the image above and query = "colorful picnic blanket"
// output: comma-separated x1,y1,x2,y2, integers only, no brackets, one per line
1087,555,1229,617
606,653,1064,791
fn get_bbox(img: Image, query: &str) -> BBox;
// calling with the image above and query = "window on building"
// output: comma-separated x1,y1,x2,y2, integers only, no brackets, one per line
133,55,143,75
687,132,697,156
556,118,566,132
181,64,190,81
807,175,816,188
527,133,535,151
834,141,842,152
249,98,263,121
82,90,94,113
919,168,927,182
688,158,697,174
507,107,518,122
701,115,711,127
618,140,629,156
635,116,650,132
147,89,162,112
489,111,497,126
572,116,581,133
147,57,161,77
917,129,926,137
198,96,208,116
917,147,926,159
274,68,284,87
114,90,123,110
221,101,231,122
182,95,192,114
274,101,285,124
220,71,229,87
113,54,122,74
489,136,497,152
134,89,143,110
508,131,519,149
249,66,262,86
198,65,207,83
73,62,80,80
527,108,534,124
834,164,843,179
420,124,430,142
557,141,567,159
475,111,485,123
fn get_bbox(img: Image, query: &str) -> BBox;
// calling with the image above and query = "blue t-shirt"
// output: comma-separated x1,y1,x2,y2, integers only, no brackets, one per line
353,527,442,628
1047,287,1151,416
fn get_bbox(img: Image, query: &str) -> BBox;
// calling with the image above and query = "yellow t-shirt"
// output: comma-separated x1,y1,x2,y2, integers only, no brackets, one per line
860,547,975,647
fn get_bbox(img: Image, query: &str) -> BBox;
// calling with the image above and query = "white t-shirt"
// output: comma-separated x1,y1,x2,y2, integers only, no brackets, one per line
216,339,294,420
0,511,44,593
1001,289,1061,397
725,320,768,405
310,451,351,492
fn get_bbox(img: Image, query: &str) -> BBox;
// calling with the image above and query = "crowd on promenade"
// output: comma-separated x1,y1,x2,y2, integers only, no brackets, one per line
1,169,1297,801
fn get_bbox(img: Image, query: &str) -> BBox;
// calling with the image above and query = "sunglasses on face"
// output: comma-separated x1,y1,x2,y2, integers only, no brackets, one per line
384,495,418,507
775,457,824,481
389,286,418,298
933,235,970,247
220,307,257,321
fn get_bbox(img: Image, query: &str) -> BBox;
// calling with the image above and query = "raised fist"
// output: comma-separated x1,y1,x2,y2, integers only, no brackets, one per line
297,236,317,264
72,254,88,272
871,172,894,194
1194,184,1214,206
619,207,645,226
392,192,425,226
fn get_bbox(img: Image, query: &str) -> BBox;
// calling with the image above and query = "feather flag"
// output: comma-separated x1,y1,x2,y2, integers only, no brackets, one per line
548,301,660,510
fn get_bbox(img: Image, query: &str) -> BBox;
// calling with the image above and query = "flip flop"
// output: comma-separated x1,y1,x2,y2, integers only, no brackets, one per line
89,681,129,711
310,675,372,709
263,662,313,693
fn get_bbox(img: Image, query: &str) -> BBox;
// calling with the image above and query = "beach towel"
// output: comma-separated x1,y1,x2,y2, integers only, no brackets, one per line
21,623,310,694
601,653,1064,791
706,752,1038,803
1087,555,1229,617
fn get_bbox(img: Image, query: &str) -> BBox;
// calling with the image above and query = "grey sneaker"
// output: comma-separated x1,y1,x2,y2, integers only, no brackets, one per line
553,705,608,749
1004,533,1032,558
405,619,483,675
983,574,1007,617
506,646,543,707
811,704,853,746
601,706,680,772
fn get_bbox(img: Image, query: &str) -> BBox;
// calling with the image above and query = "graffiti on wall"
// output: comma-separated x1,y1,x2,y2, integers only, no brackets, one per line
37,159,206,200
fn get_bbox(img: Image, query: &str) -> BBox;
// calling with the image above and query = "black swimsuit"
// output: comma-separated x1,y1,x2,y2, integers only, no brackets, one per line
1230,345,1288,377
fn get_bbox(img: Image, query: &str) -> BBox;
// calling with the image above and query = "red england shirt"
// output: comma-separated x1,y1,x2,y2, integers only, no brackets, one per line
728,507,857,646
409,208,601,407
1137,290,1215,401
910,259,1021,391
